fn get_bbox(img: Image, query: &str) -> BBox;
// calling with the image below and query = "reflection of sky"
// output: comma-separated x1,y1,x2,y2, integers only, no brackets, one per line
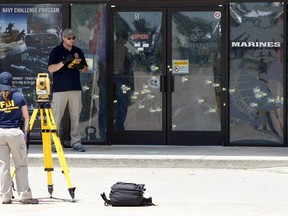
231,2,283,18
236,2,282,11
118,12,162,30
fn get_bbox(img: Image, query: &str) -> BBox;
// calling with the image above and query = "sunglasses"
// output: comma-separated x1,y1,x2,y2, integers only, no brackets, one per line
65,36,76,40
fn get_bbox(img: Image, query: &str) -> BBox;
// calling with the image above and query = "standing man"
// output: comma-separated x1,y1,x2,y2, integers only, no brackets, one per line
0,71,38,204
48,28,88,152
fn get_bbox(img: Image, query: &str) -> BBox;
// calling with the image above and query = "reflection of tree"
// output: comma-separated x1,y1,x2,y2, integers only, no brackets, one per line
173,12,212,37
71,4,101,123
172,12,219,64
71,4,100,28
133,19,149,32
115,13,132,36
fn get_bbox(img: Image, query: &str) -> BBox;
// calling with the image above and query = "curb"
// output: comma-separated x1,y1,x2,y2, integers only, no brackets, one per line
27,156,288,169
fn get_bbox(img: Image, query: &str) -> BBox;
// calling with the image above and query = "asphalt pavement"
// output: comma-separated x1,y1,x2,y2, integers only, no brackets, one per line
2,145,288,216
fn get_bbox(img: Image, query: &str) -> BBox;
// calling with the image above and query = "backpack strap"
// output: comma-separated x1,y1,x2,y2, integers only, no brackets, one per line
142,197,155,206
100,193,111,206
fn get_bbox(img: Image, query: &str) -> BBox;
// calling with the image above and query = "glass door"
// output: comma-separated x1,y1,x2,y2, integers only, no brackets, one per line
109,8,166,144
168,7,226,145
109,4,226,145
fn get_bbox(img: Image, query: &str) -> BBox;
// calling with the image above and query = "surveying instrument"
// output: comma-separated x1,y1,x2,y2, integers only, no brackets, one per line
29,73,76,202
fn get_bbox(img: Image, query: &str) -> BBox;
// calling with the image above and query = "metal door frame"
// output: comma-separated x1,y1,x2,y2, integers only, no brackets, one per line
107,2,228,145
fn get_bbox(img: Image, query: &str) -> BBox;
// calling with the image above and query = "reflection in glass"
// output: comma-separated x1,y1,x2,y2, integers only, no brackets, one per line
71,4,106,142
113,12,163,131
171,11,222,131
229,2,284,144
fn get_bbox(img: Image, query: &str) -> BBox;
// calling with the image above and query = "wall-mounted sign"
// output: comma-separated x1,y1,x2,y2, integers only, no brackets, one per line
0,3,62,109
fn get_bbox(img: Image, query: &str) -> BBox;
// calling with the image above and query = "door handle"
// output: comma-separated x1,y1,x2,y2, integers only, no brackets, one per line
160,75,166,92
160,75,174,92
168,75,174,93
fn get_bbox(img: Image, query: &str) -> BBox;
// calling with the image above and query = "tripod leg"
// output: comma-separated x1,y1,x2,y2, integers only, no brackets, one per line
29,108,39,131
40,108,54,197
46,108,76,200
51,132,75,200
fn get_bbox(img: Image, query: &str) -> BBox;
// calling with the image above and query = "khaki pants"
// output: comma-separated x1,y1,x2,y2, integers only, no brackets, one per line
0,128,32,202
51,91,82,147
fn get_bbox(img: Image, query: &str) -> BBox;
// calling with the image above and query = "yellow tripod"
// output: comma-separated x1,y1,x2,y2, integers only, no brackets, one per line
28,99,76,201
11,73,75,202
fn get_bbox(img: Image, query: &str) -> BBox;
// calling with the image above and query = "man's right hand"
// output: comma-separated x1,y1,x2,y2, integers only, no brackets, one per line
62,55,74,65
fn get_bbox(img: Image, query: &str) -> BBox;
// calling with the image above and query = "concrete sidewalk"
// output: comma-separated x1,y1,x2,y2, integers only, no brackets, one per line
26,145,288,169
4,145,288,216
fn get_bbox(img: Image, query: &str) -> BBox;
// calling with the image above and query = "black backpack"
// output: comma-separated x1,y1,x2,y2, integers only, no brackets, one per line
101,182,154,206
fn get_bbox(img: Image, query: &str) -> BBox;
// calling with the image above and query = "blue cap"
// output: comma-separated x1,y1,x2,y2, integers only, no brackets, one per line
0,72,13,91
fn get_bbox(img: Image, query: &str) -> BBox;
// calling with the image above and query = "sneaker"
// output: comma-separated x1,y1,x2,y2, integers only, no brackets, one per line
2,200,12,204
73,145,85,152
20,198,39,204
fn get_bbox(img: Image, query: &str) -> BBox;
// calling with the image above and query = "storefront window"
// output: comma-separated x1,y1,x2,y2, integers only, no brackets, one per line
229,2,284,144
71,4,106,142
